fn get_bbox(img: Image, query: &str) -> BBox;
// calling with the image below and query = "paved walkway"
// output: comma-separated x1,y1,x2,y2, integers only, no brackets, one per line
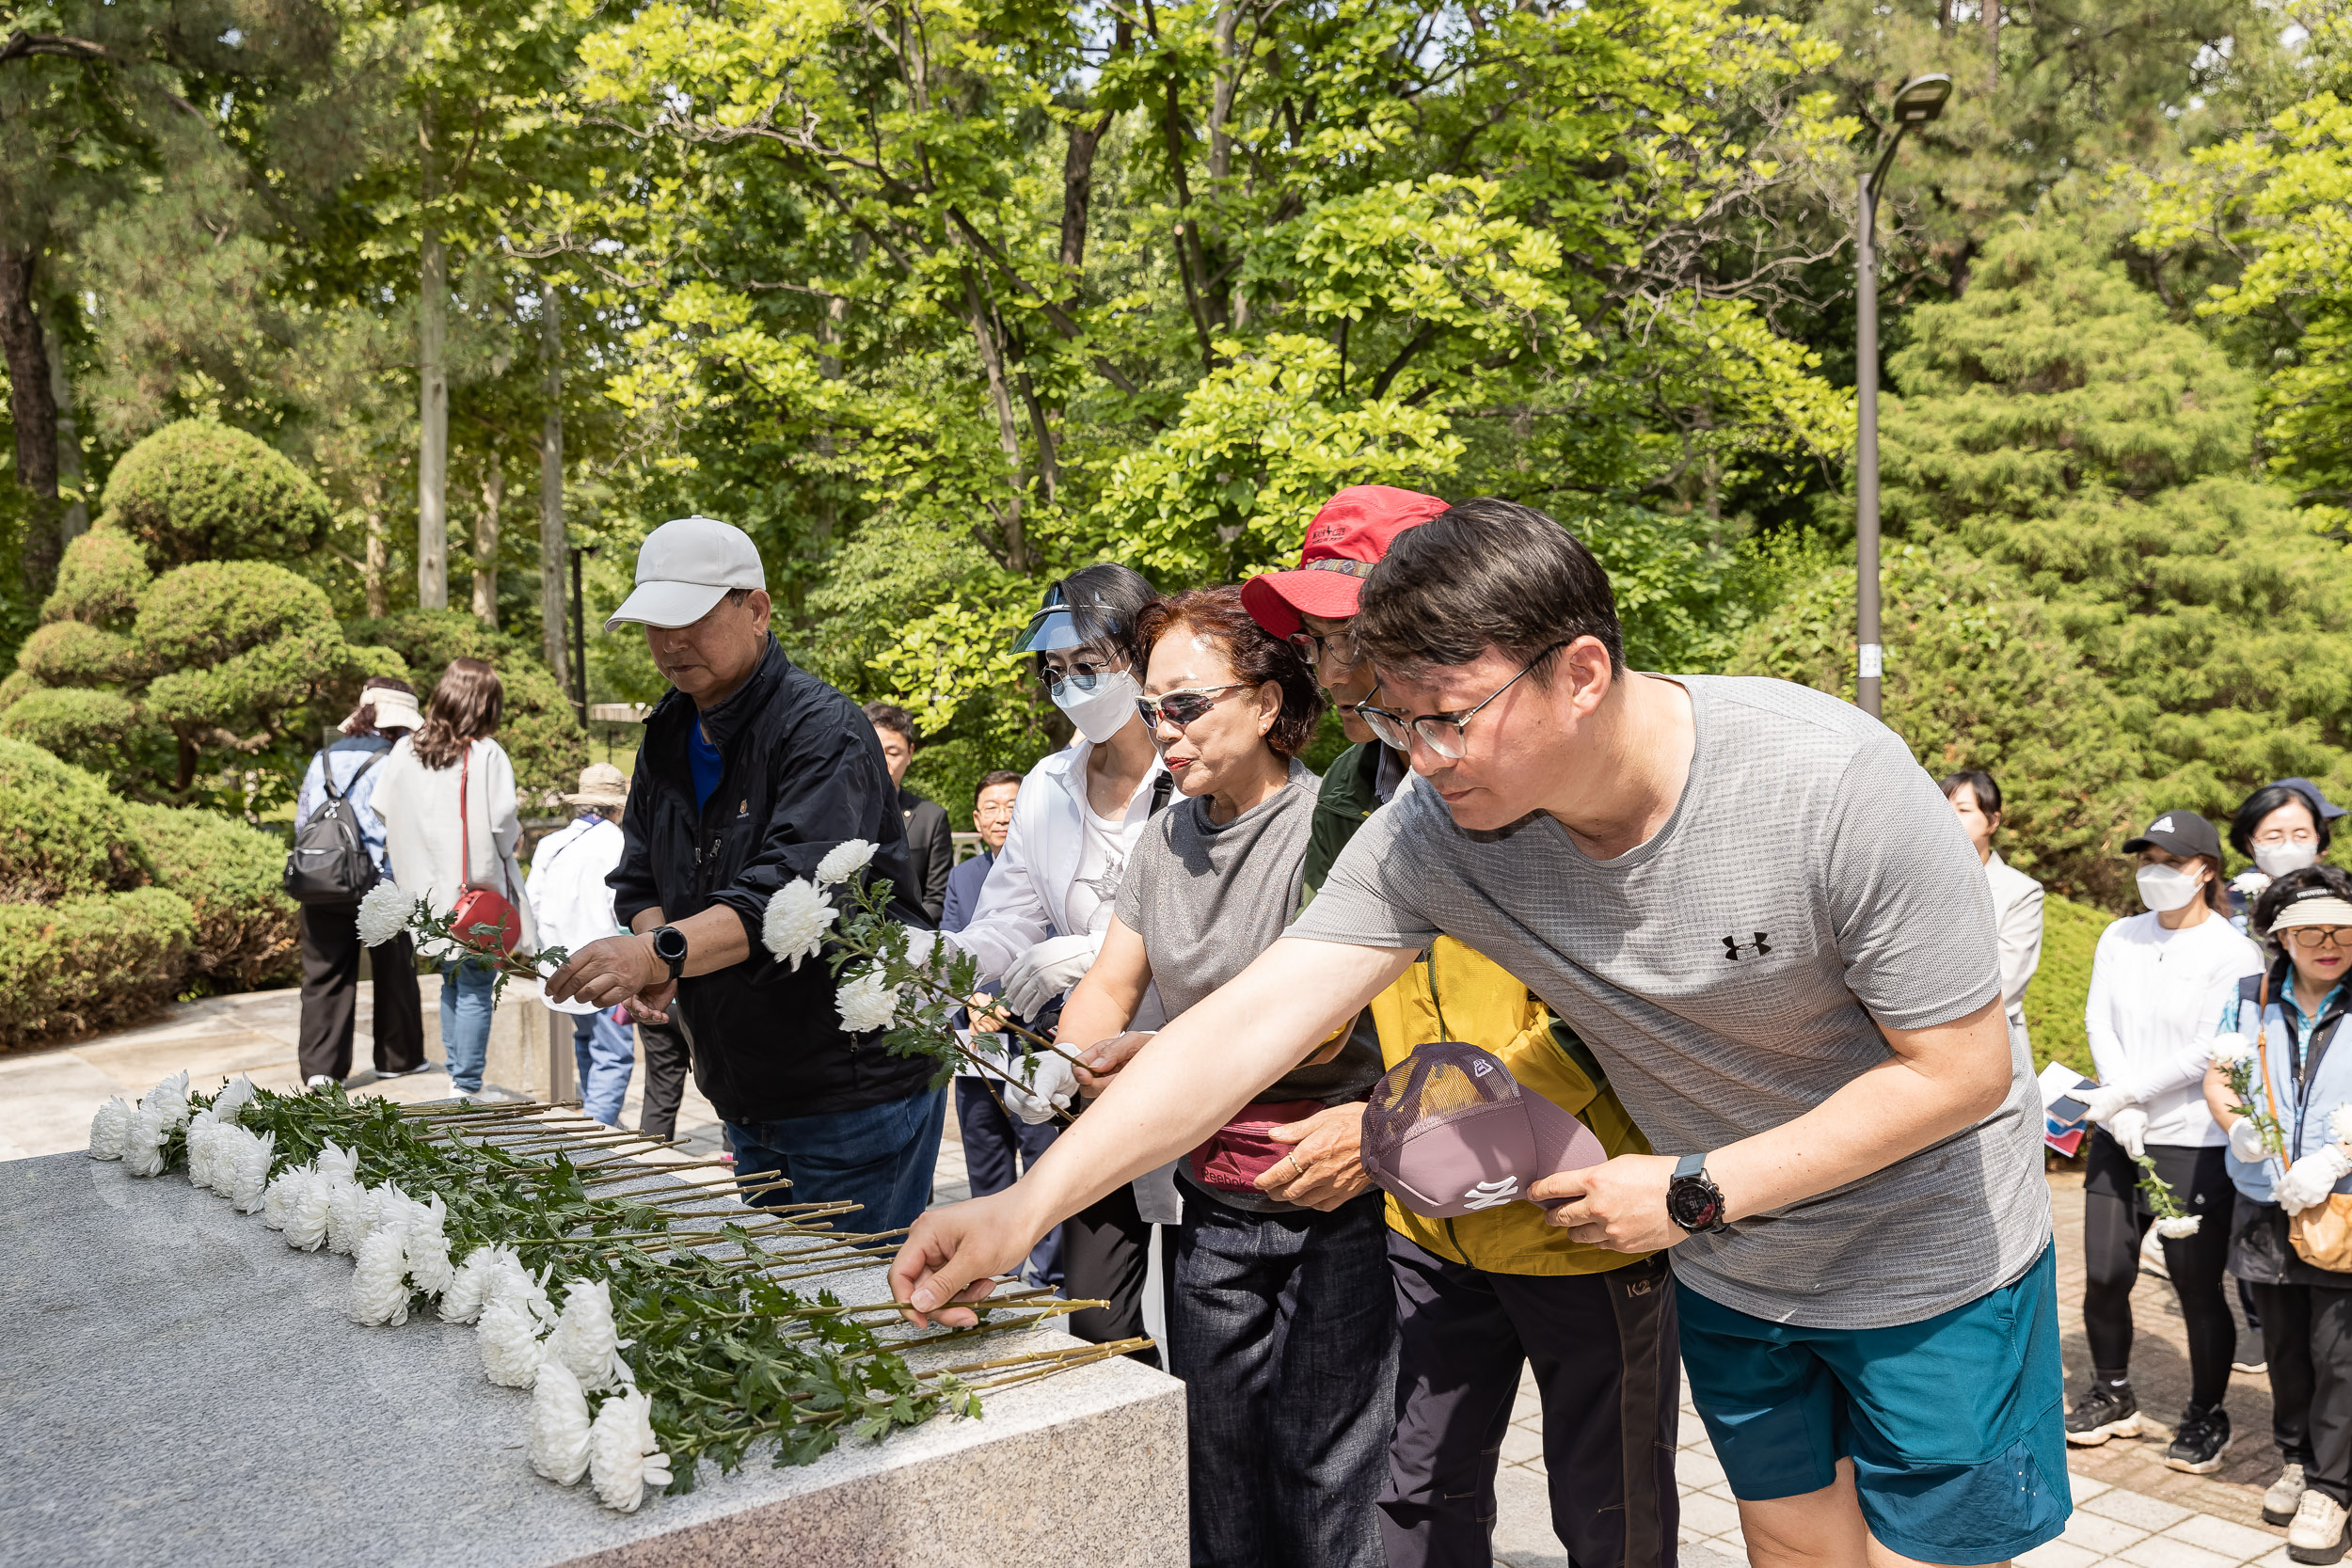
0,999,2311,1567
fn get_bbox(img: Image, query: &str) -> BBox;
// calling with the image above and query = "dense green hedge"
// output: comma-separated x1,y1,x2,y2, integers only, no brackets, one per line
125,802,300,992
0,888,196,1050
98,420,332,568
2022,893,2110,1080
18,620,135,686
41,531,151,630
0,738,148,902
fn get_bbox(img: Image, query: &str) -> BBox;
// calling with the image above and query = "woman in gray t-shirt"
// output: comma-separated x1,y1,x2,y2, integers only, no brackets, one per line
1056,585,1390,1568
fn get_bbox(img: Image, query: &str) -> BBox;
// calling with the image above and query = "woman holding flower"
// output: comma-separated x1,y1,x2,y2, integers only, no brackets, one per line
2204,865,2352,1560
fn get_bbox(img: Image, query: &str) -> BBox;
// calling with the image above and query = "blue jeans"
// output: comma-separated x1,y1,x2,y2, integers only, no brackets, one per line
1172,1186,1396,1568
571,1007,636,1127
724,1085,947,1236
954,1076,1062,1287
437,958,498,1094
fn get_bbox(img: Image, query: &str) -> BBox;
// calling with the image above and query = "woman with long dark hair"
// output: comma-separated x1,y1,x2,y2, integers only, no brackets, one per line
375,657,535,1094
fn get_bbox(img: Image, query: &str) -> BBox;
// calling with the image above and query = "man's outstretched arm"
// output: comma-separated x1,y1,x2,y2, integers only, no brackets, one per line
889,936,1414,1324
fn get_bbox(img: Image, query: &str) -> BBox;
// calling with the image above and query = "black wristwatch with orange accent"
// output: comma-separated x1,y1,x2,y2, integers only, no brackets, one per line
1667,1153,1730,1235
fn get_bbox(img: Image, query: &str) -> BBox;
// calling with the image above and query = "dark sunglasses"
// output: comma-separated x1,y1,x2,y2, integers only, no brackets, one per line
1136,684,1249,730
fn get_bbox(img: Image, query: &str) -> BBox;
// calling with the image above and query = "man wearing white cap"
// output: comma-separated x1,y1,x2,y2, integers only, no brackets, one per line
545,516,946,1230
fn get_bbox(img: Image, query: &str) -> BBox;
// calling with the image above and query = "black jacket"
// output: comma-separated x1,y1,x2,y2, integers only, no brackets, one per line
612,638,933,1123
898,787,953,924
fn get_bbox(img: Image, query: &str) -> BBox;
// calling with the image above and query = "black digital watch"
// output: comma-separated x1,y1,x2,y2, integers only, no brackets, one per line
1666,1152,1730,1236
649,925,689,983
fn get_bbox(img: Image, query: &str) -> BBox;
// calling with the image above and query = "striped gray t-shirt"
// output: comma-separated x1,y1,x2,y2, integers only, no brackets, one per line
1288,673,2049,1329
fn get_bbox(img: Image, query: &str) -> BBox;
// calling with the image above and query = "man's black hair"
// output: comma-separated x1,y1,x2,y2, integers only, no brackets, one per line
2233,784,2335,859
1353,498,1623,679
863,701,916,743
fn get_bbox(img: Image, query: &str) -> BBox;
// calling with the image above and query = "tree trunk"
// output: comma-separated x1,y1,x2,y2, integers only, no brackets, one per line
46,325,87,541
1986,0,2000,86
0,246,62,595
1208,3,1239,183
418,109,449,611
538,279,568,688
962,265,1029,573
472,456,503,625
362,471,389,619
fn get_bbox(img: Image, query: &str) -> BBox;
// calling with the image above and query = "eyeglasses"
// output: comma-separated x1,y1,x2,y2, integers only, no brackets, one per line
2253,827,2321,847
974,801,1016,821
1045,666,1120,700
1286,627,1363,672
1353,642,1569,760
1136,684,1249,730
2284,927,2352,951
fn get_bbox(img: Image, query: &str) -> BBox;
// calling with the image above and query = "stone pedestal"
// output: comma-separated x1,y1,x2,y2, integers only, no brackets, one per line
0,1153,1186,1567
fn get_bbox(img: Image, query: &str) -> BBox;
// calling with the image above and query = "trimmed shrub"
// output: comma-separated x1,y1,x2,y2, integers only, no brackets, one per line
2021,893,2108,1080
0,689,148,782
125,802,299,991
134,561,339,672
98,420,332,568
17,620,135,687
41,531,152,630
346,610,588,802
0,738,148,902
0,888,196,1050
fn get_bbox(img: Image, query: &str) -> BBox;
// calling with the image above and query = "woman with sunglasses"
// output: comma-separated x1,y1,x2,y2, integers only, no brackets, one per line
945,563,1178,1361
2204,866,2352,1560
1055,585,1391,1568
2070,811,2262,1471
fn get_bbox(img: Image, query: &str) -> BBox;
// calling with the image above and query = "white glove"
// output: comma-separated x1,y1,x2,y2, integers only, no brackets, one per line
1001,932,1104,1017
2107,1107,2149,1160
1001,1052,1078,1125
2230,1117,2272,1164
2080,1084,2138,1125
2275,1144,2352,1216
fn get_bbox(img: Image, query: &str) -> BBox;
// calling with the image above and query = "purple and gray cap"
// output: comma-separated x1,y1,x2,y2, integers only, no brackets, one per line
1359,1041,1608,1219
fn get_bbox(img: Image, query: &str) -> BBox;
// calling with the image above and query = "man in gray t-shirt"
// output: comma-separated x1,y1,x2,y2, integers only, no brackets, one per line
895,499,2070,1568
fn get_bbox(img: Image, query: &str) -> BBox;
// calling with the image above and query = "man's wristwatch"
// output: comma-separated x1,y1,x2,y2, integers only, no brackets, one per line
1666,1153,1730,1236
649,925,689,983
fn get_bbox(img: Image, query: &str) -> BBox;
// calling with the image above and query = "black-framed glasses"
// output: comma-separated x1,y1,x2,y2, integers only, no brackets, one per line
2284,927,2352,951
1286,627,1363,671
1136,684,1249,730
1353,641,1569,760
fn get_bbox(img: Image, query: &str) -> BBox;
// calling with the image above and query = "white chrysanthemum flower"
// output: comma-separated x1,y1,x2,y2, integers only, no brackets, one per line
183,1119,223,1194
2210,1032,2254,1067
529,1360,595,1485
283,1172,334,1251
836,967,901,1035
479,1296,550,1387
316,1141,359,1184
760,878,835,971
325,1180,373,1256
121,1102,172,1178
2233,869,2274,897
229,1129,276,1213
547,1278,634,1392
2329,1103,2352,1149
210,1075,257,1125
590,1387,672,1512
349,1226,414,1326
88,1097,132,1160
439,1244,512,1323
142,1069,192,1131
356,880,416,947
815,838,878,887
2155,1215,2203,1238
262,1164,314,1231
404,1197,454,1297
364,1182,420,1241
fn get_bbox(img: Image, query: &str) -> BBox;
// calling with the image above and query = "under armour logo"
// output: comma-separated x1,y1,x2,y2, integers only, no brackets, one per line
1460,1177,1519,1211
1723,932,1772,960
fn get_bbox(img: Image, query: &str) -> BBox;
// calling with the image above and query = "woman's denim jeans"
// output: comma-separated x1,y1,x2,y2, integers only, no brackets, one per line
438,958,498,1094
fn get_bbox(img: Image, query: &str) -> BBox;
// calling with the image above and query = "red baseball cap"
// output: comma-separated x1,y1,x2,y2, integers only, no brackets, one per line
1241,484,1449,639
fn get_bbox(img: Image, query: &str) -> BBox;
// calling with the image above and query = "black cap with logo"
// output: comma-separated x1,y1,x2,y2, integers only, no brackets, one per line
2122,811,2224,862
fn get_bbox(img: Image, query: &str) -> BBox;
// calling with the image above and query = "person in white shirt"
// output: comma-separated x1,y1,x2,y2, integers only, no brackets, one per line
2070,810,2264,1472
1944,768,2044,1055
528,765,634,1126
946,564,1175,1361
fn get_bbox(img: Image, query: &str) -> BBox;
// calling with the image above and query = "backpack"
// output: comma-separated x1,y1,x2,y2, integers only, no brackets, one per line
283,748,387,904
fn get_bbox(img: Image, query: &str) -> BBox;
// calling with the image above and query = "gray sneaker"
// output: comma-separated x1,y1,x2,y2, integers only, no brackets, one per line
2271,1465,2312,1527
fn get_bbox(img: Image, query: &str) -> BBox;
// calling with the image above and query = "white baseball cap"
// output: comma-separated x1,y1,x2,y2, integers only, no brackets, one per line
605,515,766,630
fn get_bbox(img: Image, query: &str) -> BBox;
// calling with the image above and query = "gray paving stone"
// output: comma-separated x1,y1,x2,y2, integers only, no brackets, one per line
2166,1513,2287,1562
2019,1538,2106,1568
2085,1490,2198,1532
2116,1536,2243,1568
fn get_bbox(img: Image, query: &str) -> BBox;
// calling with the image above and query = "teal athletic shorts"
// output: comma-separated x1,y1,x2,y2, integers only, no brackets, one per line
1677,1243,2069,1565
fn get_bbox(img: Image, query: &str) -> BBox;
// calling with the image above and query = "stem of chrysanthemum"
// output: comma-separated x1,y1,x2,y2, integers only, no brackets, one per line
579,1157,735,1186
949,1039,1076,1127
929,1336,1149,1379
399,1101,582,1122
596,1168,800,1198
627,1181,826,1211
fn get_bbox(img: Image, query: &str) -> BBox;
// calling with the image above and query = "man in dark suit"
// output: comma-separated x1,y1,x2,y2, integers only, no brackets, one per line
945,769,1061,1287
864,702,953,923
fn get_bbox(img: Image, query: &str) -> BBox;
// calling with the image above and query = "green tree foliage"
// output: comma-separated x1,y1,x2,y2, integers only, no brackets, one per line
347,609,588,802
2022,893,2109,1077
40,529,150,629
97,420,333,567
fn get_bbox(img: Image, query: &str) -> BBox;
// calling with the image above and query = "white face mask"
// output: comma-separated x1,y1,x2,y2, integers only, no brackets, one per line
1050,669,1142,746
2137,863,2204,912
2255,843,2321,879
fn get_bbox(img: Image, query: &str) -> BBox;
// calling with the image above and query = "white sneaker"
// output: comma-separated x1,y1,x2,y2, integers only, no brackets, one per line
2270,1464,2311,1527
305,1075,336,1089
2289,1489,2348,1564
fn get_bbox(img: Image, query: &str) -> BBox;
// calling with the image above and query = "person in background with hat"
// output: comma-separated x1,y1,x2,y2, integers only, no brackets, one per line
1238,484,1677,1568
544,516,942,1232
2202,866,2352,1560
294,675,426,1086
2232,780,2348,925
2069,810,2263,1470
528,764,635,1127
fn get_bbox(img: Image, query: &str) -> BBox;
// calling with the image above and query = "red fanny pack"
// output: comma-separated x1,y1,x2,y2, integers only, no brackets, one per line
1187,1101,1327,1193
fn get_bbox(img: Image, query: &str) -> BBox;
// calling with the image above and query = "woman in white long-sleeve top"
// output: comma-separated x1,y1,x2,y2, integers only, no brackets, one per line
2069,809,2264,1472
1944,768,2043,1053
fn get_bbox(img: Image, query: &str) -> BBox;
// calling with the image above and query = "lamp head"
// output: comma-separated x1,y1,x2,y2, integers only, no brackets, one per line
1891,72,1952,124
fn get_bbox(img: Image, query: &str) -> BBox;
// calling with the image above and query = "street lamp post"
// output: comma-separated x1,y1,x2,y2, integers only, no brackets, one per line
1854,71,1951,720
